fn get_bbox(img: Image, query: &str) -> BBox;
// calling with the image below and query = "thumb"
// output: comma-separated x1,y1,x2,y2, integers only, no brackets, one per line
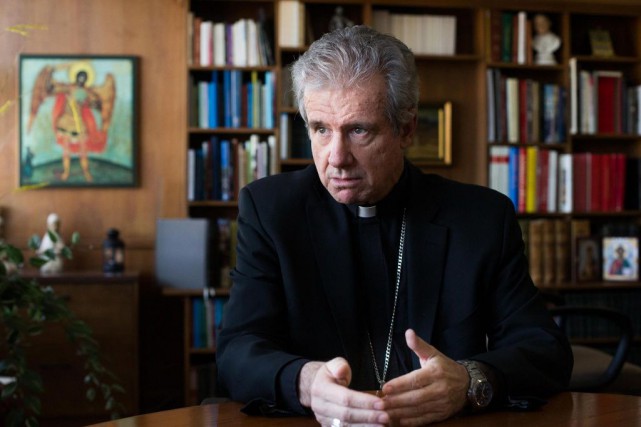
325,357,352,387
405,329,440,364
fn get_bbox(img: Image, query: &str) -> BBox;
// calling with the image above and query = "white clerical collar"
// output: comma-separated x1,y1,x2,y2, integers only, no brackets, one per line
358,205,377,218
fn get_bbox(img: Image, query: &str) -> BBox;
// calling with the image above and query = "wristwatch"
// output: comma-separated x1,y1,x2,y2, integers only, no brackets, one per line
458,360,493,410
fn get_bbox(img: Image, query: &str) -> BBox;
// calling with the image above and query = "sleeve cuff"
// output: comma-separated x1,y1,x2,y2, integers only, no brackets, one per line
277,358,312,415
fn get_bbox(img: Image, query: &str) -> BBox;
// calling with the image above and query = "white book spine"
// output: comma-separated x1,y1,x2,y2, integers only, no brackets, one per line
558,153,573,213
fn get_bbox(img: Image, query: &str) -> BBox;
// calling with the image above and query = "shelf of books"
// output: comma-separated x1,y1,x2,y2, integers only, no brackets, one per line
485,5,641,367
486,7,641,288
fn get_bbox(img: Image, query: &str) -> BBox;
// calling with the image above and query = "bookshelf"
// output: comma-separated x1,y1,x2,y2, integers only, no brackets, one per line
162,287,230,406
181,0,641,404
484,4,641,366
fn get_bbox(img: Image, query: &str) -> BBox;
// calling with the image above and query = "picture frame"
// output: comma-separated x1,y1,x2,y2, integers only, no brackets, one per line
589,29,615,57
19,54,139,188
576,237,601,282
602,236,639,282
405,101,452,166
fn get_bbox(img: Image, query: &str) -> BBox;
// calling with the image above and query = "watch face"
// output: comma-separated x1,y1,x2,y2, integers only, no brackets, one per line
473,380,493,407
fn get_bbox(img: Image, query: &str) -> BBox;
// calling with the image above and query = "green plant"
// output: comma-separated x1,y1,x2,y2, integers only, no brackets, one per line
0,232,125,426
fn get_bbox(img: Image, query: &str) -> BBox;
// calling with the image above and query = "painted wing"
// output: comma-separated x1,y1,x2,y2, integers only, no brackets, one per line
90,74,116,132
27,66,55,132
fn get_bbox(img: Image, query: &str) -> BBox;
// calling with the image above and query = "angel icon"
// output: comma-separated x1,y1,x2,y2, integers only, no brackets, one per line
27,60,115,182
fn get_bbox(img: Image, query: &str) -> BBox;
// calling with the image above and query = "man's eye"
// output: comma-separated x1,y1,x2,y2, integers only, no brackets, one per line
317,127,327,134
353,127,366,135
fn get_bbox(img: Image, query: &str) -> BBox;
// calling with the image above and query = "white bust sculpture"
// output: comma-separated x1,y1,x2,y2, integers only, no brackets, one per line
37,213,65,273
532,14,561,65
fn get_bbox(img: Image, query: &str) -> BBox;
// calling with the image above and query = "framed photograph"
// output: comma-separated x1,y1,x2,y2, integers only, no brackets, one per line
589,29,615,57
19,55,138,187
576,237,601,282
405,101,452,166
602,236,639,281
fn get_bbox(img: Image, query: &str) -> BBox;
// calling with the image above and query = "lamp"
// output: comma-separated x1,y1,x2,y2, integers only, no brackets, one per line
103,228,125,273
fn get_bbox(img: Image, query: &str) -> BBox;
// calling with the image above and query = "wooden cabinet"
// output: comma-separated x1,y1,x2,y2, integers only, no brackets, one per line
24,271,139,423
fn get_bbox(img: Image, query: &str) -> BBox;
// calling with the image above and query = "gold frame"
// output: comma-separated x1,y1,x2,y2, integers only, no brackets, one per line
406,101,452,166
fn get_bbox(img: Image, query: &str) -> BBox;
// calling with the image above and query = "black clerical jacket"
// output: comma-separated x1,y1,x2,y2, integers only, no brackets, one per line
216,163,572,414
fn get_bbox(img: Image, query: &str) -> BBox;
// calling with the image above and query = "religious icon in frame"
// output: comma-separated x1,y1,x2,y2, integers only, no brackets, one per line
19,54,138,188
602,236,639,282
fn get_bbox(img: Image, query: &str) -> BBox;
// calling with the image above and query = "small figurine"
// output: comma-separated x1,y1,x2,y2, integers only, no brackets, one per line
37,213,65,273
532,13,561,65
329,6,354,32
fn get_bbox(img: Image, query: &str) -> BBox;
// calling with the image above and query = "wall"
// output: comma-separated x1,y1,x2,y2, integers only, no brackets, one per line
0,0,188,273
0,0,189,415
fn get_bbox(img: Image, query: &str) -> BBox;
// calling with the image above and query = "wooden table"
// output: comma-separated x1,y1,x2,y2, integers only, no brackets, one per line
89,392,641,426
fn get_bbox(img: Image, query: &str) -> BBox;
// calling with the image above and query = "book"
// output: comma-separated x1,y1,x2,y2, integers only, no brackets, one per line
208,71,219,128
516,11,527,64
528,219,545,286
517,146,527,213
558,153,573,213
501,12,514,63
594,70,623,134
525,146,538,213
487,10,502,63
200,20,213,66
570,219,591,282
554,219,570,283
542,219,556,285
506,77,519,143
537,149,549,212
213,22,226,66
489,146,509,197
624,157,641,210
486,69,496,142
279,112,291,160
546,149,558,212
508,146,519,209
278,0,305,48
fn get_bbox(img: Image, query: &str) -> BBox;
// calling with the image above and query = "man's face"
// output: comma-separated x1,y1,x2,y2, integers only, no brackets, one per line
304,75,414,206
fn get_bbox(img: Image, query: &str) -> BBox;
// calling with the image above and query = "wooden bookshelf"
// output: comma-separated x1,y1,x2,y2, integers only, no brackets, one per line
182,0,641,404
161,287,230,405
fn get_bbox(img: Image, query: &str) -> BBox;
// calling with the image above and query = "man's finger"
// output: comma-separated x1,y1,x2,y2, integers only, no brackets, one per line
405,329,440,363
325,357,352,387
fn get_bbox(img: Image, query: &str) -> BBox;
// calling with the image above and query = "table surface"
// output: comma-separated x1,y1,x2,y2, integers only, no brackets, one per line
89,392,641,426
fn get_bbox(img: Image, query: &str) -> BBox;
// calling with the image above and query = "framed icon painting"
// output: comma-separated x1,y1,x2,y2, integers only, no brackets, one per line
19,55,138,187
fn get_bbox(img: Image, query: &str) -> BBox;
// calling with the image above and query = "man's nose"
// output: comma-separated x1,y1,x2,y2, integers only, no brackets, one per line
328,133,353,167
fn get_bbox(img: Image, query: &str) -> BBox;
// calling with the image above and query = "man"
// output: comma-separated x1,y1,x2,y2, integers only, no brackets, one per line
217,26,572,426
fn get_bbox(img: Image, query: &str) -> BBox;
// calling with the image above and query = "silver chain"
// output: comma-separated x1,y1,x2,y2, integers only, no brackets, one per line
368,207,407,390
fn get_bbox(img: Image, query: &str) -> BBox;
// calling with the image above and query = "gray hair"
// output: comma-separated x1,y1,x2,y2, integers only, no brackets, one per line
290,25,419,135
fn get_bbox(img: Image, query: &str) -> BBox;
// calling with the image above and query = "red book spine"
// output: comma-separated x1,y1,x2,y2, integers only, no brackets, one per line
590,153,603,212
596,74,620,134
613,153,626,211
537,149,549,212
573,153,587,212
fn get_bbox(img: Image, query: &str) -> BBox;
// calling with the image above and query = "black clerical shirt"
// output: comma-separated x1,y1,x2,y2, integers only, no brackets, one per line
347,166,413,391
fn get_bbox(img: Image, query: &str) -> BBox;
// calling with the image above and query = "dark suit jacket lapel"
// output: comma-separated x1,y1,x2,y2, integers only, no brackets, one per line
405,170,448,369
306,179,363,364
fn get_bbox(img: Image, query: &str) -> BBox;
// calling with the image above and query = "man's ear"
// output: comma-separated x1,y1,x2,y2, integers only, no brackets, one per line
399,108,418,149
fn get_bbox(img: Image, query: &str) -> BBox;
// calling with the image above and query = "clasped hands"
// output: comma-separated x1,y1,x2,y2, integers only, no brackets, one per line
300,329,469,427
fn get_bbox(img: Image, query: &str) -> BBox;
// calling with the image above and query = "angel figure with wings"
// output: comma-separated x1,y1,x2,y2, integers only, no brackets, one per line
27,61,115,182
